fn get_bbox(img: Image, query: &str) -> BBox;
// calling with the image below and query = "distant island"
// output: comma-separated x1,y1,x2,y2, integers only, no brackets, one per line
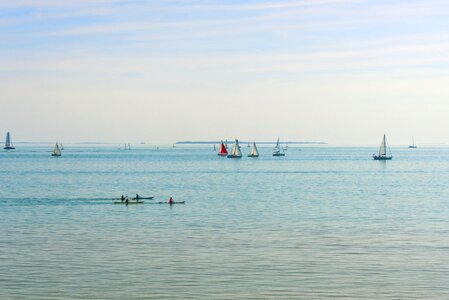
176,141,327,145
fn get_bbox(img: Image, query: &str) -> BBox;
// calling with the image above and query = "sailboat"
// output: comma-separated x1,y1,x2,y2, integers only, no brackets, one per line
373,134,392,160
128,143,131,150
52,143,62,156
408,137,417,148
4,132,15,150
227,139,242,158
248,141,259,157
60,143,64,150
217,140,228,156
272,137,285,156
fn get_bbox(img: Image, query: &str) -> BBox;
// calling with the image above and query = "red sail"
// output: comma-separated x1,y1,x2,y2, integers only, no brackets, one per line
218,142,228,155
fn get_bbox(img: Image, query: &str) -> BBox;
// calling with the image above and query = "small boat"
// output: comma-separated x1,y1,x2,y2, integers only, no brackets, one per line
4,132,15,150
114,200,144,204
158,201,185,204
408,136,417,148
60,143,64,150
217,140,228,156
248,141,259,157
51,142,62,156
272,137,285,156
227,139,242,158
132,196,154,200
373,134,392,160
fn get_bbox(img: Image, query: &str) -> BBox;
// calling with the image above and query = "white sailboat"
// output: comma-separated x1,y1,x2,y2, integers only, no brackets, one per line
4,131,15,150
373,134,392,160
248,141,259,157
227,139,242,158
52,143,62,156
408,136,417,148
272,137,285,156
60,143,64,150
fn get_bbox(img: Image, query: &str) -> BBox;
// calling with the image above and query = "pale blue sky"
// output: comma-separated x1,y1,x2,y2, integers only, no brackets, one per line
1,0,449,145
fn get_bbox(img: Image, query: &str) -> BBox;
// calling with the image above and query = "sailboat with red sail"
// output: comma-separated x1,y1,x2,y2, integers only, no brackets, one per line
217,140,228,156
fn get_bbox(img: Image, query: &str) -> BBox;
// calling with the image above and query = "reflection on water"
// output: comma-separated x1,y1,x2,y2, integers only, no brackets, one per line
1,146,449,299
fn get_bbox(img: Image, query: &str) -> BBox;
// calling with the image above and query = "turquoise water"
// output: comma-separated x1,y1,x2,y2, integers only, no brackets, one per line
1,145,449,299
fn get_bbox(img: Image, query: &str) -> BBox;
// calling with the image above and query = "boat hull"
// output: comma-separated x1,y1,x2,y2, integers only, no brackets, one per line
4,146,15,150
217,153,227,156
158,201,185,204
373,156,392,160
227,155,242,158
114,201,144,204
51,154,61,157
248,154,259,157
272,153,285,156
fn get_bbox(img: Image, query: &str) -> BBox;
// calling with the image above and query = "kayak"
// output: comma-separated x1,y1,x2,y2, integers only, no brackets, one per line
113,201,144,204
113,196,154,200
158,201,185,204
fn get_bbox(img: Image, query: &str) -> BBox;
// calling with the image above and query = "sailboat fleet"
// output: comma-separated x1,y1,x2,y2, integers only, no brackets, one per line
2,130,418,161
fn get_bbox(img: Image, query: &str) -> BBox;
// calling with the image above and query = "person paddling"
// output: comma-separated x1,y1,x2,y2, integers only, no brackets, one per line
121,195,125,202
136,194,140,199
168,197,174,205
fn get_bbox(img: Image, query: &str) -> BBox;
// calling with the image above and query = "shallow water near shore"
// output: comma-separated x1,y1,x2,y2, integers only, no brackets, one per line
1,145,449,299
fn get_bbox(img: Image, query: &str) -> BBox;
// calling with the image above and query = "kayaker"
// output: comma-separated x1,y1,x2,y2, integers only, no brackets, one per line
136,194,140,199
121,195,125,202
168,197,174,205
125,197,129,204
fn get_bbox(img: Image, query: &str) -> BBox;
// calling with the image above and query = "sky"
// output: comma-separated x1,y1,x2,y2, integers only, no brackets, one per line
1,0,449,145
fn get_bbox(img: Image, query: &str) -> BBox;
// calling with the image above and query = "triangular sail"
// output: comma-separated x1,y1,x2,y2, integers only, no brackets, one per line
231,139,242,156
273,137,284,155
5,132,11,147
250,142,259,156
274,137,280,149
379,134,387,156
53,143,61,156
219,141,228,155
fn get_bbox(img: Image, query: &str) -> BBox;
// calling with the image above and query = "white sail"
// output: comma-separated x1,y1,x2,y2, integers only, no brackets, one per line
250,142,259,156
379,134,387,156
53,143,61,156
230,139,242,157
273,137,284,155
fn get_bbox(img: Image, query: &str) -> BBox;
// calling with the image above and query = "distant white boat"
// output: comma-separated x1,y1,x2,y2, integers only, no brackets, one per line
248,141,259,157
272,137,285,156
227,139,242,158
52,143,62,156
4,131,15,150
373,134,392,160
408,136,417,148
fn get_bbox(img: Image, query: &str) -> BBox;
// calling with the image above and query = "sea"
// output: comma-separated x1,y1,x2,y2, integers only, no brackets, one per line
1,145,449,299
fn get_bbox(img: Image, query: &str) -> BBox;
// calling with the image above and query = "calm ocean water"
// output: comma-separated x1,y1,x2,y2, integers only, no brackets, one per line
1,145,449,299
